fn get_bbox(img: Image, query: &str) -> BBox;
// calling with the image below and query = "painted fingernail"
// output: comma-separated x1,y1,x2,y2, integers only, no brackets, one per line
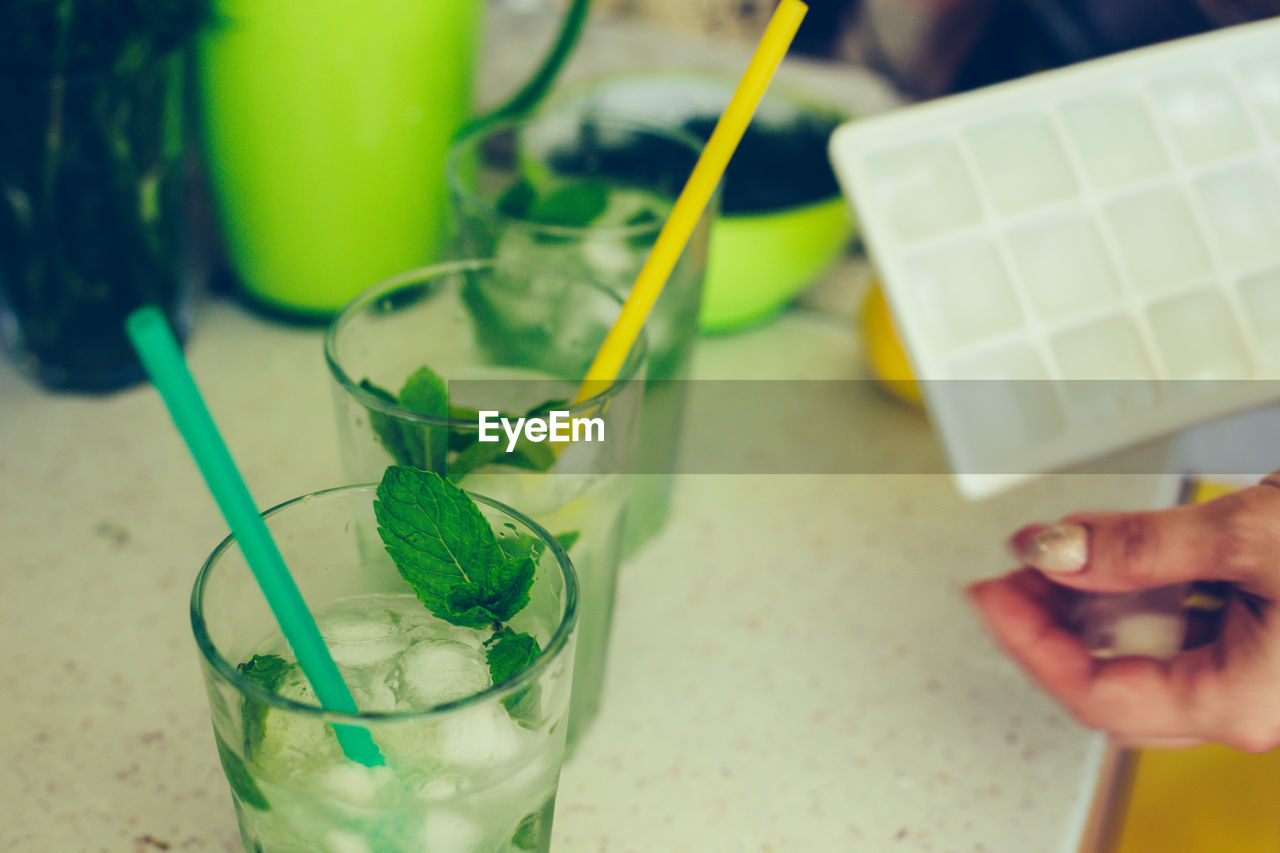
1019,523,1087,573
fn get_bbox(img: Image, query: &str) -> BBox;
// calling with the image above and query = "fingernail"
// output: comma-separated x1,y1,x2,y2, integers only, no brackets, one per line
1018,523,1087,573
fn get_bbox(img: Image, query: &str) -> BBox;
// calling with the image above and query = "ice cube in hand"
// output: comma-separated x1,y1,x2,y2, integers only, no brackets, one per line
1068,585,1190,660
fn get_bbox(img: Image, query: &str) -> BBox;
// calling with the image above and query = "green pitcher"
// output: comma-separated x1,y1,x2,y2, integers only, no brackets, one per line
197,0,588,318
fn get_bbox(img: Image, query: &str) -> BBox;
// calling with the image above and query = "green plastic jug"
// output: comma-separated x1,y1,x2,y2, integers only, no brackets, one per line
197,0,589,317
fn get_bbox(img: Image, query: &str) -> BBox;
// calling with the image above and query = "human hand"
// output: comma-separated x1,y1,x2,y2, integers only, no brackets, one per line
968,474,1280,751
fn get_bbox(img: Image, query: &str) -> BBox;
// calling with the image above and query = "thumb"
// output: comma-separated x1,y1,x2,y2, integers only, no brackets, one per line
1008,481,1280,598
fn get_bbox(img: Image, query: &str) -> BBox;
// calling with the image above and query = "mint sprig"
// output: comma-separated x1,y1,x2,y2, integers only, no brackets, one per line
359,365,448,472
359,368,565,478
374,467,556,722
374,467,521,628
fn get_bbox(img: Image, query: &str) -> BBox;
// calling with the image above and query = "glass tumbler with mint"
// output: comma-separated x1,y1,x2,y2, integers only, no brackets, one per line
193,475,579,852
447,113,710,554
325,260,646,748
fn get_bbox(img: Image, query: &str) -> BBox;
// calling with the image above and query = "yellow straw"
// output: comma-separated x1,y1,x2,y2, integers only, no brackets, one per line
573,0,808,403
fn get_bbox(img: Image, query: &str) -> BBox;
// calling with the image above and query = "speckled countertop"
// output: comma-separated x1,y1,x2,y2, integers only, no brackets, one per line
1,11,1181,853
0,296,1175,852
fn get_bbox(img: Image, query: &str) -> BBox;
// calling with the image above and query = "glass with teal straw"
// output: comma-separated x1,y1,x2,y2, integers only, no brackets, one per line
126,307,581,851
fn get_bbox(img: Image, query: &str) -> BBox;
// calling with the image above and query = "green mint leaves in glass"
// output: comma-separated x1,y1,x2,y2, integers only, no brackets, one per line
326,259,646,748
448,113,711,553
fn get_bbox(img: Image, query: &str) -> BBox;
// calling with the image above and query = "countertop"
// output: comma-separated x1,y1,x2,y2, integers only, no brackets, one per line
0,296,1176,852
0,10,1187,853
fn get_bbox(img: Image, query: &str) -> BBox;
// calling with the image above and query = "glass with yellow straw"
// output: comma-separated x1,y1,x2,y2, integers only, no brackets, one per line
325,0,810,760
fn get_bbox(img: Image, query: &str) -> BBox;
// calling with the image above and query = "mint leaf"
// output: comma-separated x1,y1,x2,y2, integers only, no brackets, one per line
374,467,539,628
447,403,483,451
498,397,570,473
625,207,661,249
442,556,536,627
486,627,541,685
445,398,566,479
529,180,609,228
214,729,269,811
398,366,450,473
496,180,536,218
504,438,557,473
486,627,543,724
238,654,292,757
359,379,415,468
240,653,291,691
511,802,551,850
447,435,508,481
497,529,578,563
358,369,450,474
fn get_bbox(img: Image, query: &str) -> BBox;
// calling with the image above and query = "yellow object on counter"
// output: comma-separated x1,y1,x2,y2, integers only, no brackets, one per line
859,280,923,407
1106,478,1280,853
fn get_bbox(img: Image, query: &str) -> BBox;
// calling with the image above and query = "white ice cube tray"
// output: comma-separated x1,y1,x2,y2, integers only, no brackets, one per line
830,17,1280,499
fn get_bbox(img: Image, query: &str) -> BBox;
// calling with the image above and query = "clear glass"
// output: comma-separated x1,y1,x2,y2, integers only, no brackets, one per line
325,260,646,748
192,484,578,853
447,113,711,554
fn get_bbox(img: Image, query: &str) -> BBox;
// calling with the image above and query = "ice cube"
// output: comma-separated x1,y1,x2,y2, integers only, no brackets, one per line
1147,290,1251,379
317,763,396,807
418,776,461,801
581,237,636,277
353,678,398,714
1236,267,1280,368
1149,74,1256,165
963,113,1077,214
1070,586,1189,660
325,831,372,853
416,809,485,853
327,635,413,670
862,139,983,242
1060,94,1170,189
1194,164,1280,270
1238,55,1280,141
435,704,529,768
1005,211,1120,322
1104,188,1211,295
903,239,1023,354
255,702,341,767
392,639,491,709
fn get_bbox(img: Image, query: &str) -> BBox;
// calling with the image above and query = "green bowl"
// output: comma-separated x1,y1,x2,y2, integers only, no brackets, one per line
546,72,858,333
705,195,853,333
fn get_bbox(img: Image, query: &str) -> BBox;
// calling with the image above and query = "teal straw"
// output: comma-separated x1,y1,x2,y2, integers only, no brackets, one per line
126,307,384,767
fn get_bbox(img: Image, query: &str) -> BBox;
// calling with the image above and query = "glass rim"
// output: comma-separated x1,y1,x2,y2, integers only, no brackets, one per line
190,483,580,724
445,112,706,241
323,258,648,429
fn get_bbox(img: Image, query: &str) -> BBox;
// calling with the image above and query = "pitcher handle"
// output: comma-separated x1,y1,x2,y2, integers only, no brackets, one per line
455,0,592,141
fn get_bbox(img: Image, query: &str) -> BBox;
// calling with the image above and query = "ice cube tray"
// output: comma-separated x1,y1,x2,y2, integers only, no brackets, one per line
830,17,1280,499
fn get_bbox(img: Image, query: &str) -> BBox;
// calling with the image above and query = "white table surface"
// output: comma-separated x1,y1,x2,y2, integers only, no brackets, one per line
0,294,1176,852
0,11,1187,853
